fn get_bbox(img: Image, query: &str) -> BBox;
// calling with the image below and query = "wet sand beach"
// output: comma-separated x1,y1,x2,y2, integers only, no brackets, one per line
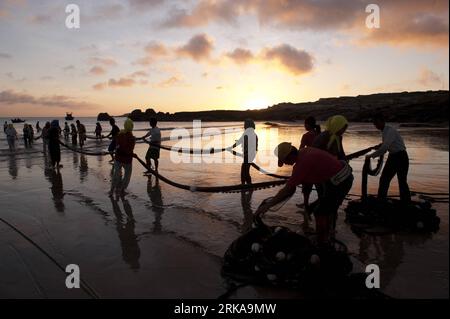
0,120,448,298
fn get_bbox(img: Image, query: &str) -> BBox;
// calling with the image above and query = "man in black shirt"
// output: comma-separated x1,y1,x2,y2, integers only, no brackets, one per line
105,118,120,162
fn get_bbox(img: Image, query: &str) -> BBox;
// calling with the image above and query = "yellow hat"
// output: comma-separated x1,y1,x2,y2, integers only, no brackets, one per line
325,115,348,151
123,118,134,133
274,142,293,167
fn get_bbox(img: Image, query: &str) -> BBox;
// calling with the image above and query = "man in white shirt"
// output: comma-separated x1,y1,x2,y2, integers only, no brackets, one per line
367,113,411,203
143,118,162,172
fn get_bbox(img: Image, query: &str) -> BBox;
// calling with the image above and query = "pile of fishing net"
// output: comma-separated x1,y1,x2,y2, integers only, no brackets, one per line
222,220,387,298
345,196,440,233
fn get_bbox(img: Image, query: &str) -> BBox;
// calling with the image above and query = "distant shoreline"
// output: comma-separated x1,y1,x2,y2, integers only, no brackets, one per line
104,90,449,124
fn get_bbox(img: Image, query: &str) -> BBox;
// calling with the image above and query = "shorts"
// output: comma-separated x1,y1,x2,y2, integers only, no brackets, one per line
146,147,160,160
108,140,116,153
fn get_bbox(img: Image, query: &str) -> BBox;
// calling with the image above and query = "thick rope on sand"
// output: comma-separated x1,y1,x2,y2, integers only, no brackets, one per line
134,155,286,193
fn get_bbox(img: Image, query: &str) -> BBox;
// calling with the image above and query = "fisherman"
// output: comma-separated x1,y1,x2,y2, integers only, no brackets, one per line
254,143,353,246
23,124,30,148
29,124,34,146
232,119,258,185
313,115,348,160
105,118,120,163
142,117,161,172
298,116,321,210
63,122,70,140
5,124,18,152
70,123,78,145
110,118,136,197
76,120,86,148
366,113,411,204
95,122,103,139
42,122,51,152
48,120,62,170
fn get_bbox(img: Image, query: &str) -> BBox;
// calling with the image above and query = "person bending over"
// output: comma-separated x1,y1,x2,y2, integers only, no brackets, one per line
255,143,353,246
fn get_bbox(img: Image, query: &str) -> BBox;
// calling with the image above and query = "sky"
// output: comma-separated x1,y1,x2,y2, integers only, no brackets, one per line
0,0,448,117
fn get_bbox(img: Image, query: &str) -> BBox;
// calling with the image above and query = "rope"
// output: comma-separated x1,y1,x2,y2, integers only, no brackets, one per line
362,156,384,199
134,155,286,193
58,141,110,156
0,216,100,299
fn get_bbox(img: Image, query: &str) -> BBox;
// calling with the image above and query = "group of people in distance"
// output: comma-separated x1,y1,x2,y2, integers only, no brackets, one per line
2,114,411,246
107,117,162,197
62,120,88,147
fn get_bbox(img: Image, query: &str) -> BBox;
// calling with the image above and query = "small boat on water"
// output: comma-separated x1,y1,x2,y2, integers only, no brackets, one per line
65,113,74,121
11,118,26,123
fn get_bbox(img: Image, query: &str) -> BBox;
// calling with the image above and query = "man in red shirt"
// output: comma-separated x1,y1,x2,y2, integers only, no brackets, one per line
110,118,136,197
255,142,354,245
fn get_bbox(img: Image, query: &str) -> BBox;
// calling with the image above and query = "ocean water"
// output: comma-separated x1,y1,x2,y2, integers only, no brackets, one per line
0,118,448,298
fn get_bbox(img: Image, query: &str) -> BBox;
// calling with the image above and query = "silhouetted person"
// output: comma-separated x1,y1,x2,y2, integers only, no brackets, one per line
298,116,321,210
367,113,411,203
110,118,135,197
95,122,103,139
5,124,18,152
105,118,120,162
143,117,161,172
70,123,77,145
313,115,348,160
76,120,86,148
63,122,70,140
232,119,258,185
42,122,51,152
48,120,62,170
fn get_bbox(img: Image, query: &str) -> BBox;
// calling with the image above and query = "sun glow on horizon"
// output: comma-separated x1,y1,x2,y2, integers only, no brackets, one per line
243,97,271,110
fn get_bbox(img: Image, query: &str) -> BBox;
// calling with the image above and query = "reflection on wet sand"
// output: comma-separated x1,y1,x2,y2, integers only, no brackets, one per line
147,177,164,233
49,170,65,213
240,190,254,233
355,230,433,289
8,155,18,179
72,152,78,170
110,196,141,271
79,154,88,182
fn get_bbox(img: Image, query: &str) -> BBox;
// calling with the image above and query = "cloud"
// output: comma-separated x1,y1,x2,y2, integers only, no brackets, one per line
109,78,135,87
176,34,214,61
0,90,96,109
89,66,107,75
157,76,185,88
93,77,137,90
0,52,11,59
130,70,149,78
226,48,254,64
263,44,314,75
224,45,314,76
89,57,118,67
92,83,107,91
162,1,240,28
62,65,75,71
418,68,447,87
160,0,449,47
128,0,165,10
134,42,170,66
88,57,117,75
